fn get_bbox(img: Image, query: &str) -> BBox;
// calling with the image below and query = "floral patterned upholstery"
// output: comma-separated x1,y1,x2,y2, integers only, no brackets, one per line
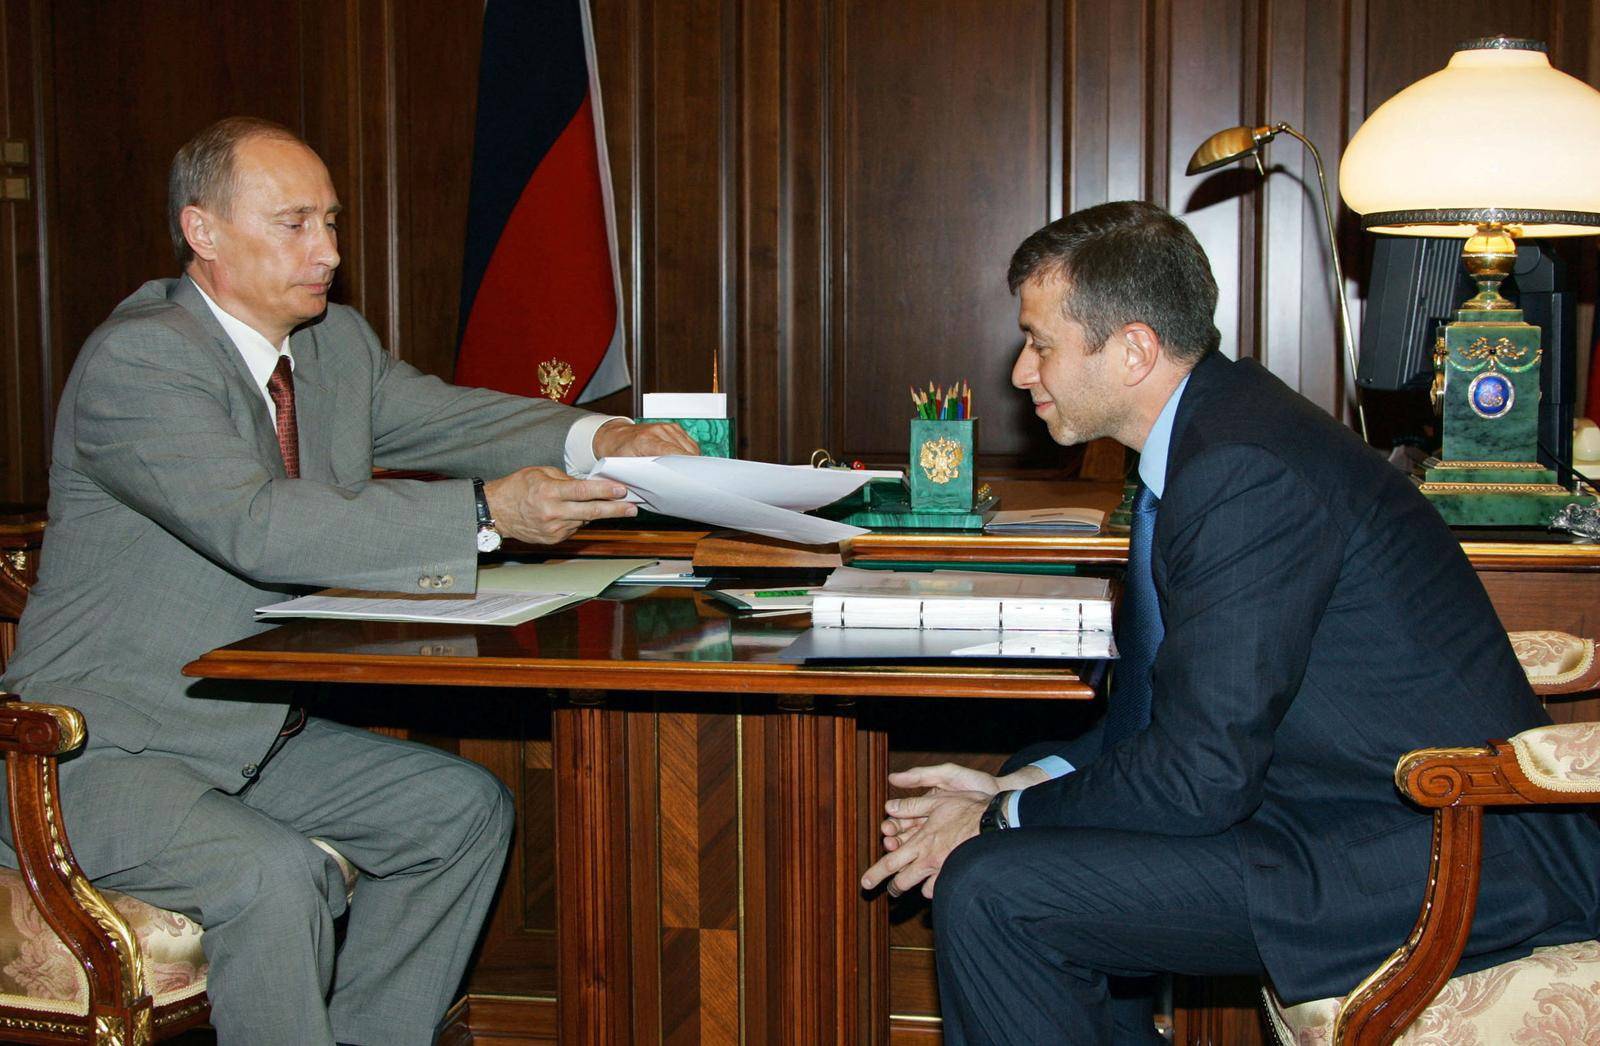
1512,723,1600,793
1265,940,1600,1045
0,867,205,1016
0,841,356,1017
1508,631,1600,695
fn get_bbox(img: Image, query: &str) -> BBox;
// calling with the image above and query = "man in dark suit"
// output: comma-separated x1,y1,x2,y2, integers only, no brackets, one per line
1,117,695,1044
860,201,1600,1043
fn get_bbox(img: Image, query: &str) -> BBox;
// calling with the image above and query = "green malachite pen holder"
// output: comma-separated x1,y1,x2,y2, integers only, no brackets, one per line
636,417,732,458
909,418,975,512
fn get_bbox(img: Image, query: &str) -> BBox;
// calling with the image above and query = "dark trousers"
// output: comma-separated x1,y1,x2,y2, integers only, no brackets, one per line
932,732,1266,1045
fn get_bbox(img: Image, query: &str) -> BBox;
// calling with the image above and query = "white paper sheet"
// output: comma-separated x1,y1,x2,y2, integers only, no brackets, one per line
810,566,1114,631
256,559,652,626
641,393,727,418
586,456,899,545
256,591,573,625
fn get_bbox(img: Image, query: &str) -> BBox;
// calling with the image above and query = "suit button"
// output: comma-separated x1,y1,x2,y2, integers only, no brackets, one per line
241,763,258,779
438,575,454,589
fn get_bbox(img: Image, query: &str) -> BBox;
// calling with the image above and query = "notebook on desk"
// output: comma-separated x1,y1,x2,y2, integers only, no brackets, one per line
983,506,1105,535
778,626,1117,663
810,566,1113,631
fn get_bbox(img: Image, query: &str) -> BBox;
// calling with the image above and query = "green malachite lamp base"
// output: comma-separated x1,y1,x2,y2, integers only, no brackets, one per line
1417,229,1597,527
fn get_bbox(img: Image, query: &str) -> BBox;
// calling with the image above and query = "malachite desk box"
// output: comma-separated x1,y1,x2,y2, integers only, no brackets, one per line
910,418,975,512
635,417,732,459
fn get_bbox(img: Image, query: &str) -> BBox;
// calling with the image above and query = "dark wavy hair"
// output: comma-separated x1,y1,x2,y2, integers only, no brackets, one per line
1007,200,1220,364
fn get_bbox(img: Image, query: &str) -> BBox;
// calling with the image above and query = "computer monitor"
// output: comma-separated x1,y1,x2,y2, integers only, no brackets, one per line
1357,237,1469,392
1357,237,1576,483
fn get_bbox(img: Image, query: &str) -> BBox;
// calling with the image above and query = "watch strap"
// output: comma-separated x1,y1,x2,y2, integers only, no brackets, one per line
979,789,1015,834
471,478,502,552
471,478,496,529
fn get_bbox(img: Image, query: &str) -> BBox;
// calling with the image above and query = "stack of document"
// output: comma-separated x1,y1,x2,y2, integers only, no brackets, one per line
983,506,1105,535
708,586,819,613
585,456,901,545
810,566,1112,632
614,559,710,586
255,558,653,626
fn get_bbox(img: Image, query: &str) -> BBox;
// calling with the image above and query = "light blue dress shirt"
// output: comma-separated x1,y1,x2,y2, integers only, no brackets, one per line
1004,373,1191,825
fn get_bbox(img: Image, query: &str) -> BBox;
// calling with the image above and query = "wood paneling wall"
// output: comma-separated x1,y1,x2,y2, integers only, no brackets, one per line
5,2,1600,1040
5,1,1599,503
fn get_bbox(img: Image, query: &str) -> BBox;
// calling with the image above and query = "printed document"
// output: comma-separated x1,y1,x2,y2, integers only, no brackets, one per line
256,558,653,626
586,456,900,545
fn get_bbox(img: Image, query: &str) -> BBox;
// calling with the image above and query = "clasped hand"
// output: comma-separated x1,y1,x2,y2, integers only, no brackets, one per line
860,762,1047,900
484,421,698,545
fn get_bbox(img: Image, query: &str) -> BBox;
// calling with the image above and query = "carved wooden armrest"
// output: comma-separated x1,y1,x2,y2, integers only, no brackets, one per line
1333,735,1600,1045
0,694,152,1027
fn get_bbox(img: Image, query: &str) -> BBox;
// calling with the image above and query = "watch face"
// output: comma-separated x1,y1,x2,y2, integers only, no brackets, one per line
476,527,502,553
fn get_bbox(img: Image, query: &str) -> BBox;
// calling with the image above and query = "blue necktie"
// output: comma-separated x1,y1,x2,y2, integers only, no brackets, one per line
1102,483,1161,750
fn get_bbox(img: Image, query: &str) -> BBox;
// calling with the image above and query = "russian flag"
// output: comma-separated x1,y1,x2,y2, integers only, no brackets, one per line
456,0,629,405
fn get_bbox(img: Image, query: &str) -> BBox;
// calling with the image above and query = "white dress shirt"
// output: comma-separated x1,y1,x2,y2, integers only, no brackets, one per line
1006,372,1192,825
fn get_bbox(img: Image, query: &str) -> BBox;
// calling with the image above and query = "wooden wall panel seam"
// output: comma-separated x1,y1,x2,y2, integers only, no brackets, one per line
378,0,399,361
1049,0,1066,220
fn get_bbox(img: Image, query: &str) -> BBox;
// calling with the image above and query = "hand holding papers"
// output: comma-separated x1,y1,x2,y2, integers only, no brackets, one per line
585,456,901,545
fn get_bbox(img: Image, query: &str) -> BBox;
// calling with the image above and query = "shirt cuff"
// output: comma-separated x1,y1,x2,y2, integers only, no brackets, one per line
1007,756,1077,827
563,414,631,475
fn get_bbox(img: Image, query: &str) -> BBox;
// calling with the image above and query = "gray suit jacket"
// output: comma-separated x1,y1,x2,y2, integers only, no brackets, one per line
1,277,588,875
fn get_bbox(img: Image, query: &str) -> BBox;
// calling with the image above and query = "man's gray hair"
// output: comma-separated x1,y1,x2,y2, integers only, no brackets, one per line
167,116,304,267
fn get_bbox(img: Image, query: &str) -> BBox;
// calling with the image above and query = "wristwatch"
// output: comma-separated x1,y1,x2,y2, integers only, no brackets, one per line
978,789,1015,834
471,478,502,553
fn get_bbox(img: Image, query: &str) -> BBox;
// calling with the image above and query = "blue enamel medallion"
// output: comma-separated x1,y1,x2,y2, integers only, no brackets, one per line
1467,372,1514,420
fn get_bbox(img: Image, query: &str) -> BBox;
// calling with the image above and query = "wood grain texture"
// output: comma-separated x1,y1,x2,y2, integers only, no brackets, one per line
553,699,631,1043
625,706,663,1043
0,0,49,505
185,645,1096,702
8,0,1599,487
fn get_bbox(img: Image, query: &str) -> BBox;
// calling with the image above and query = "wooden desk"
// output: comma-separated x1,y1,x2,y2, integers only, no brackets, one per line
181,514,1600,1045
186,589,1092,1044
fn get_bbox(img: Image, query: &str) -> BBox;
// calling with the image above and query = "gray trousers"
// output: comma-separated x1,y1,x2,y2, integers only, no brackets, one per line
96,717,514,1046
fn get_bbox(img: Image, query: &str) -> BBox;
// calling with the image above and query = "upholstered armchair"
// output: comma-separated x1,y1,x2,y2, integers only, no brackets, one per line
0,509,356,1044
0,699,214,1044
1265,630,1600,1045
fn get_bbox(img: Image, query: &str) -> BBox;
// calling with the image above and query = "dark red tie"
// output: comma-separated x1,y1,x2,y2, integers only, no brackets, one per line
266,355,300,479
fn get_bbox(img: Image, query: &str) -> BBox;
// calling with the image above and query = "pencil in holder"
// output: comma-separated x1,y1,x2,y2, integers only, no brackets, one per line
909,418,975,512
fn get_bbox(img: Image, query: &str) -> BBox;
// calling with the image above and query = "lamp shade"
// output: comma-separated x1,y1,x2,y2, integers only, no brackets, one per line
1339,37,1600,237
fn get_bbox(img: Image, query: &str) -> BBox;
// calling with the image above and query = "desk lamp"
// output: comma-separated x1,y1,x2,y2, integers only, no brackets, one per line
1340,35,1600,526
1186,123,1369,443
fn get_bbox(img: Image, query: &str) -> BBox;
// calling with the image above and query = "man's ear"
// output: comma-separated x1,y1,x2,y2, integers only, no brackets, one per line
181,205,219,262
1118,323,1162,386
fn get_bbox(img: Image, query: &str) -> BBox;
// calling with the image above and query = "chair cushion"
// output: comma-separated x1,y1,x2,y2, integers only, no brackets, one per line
1509,630,1599,695
0,838,357,1017
1511,723,1600,793
0,867,206,1017
1265,940,1600,1044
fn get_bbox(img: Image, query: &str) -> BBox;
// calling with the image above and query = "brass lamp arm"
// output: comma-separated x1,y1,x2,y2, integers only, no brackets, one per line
1274,123,1370,444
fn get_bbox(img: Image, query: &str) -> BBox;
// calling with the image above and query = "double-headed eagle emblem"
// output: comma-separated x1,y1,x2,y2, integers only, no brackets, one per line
537,359,576,401
919,436,964,484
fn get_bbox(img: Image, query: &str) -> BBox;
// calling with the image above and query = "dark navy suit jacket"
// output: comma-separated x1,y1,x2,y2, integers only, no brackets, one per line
1016,351,1600,1003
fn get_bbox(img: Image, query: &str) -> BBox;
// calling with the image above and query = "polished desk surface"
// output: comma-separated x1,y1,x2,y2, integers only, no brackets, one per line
184,586,1095,700
529,477,1600,571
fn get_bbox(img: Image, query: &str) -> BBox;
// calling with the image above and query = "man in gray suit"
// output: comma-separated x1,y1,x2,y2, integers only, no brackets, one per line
0,116,695,1044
